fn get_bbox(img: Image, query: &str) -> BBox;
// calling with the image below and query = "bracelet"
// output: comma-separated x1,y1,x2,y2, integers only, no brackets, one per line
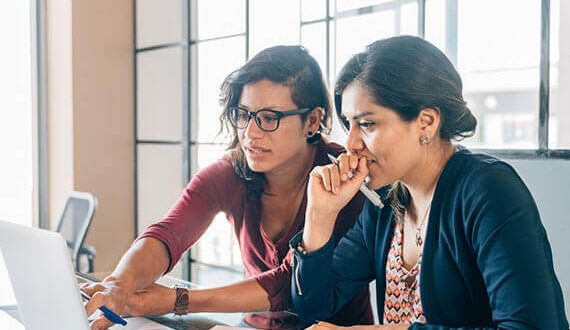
295,239,309,255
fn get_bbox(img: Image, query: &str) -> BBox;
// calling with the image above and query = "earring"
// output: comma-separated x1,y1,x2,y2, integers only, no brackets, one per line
420,135,430,145
307,131,313,137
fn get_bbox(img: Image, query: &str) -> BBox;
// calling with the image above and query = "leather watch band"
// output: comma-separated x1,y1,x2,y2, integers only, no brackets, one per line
173,286,190,316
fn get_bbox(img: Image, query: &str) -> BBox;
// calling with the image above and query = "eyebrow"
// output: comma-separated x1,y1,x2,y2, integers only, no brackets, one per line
346,112,374,120
238,104,284,111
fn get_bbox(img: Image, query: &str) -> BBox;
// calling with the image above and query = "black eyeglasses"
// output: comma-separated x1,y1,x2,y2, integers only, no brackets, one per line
228,106,313,132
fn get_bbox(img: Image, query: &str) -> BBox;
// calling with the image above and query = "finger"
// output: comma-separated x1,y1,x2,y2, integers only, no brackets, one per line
315,166,332,192
85,292,106,317
90,315,114,330
345,151,359,170
337,154,350,181
329,164,341,194
316,321,337,329
81,283,105,297
352,156,370,182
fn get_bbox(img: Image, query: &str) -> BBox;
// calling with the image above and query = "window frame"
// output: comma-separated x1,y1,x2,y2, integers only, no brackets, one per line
132,0,568,283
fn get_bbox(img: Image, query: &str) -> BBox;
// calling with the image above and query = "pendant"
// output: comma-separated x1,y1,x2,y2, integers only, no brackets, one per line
415,230,423,247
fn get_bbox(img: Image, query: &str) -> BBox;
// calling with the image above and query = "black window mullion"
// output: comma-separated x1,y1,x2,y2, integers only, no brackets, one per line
539,0,551,151
418,0,426,37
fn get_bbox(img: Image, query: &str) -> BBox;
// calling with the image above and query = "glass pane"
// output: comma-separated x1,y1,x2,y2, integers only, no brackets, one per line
197,37,246,143
249,0,301,56
137,47,183,141
336,0,392,12
400,1,418,36
191,144,242,272
455,0,541,149
192,144,228,173
425,0,446,52
137,144,183,235
191,262,245,287
550,0,570,148
335,10,396,75
194,213,242,267
198,0,246,40
136,0,184,48
0,0,34,226
301,22,327,77
302,0,327,22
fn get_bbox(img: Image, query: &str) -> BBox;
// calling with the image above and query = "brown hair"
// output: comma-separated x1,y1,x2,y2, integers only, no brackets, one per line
218,45,332,199
334,36,477,219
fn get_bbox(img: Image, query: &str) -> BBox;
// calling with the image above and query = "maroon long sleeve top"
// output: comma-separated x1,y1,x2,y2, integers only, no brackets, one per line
139,141,373,328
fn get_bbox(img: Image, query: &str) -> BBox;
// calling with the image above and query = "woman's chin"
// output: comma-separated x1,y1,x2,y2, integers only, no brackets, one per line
365,174,393,190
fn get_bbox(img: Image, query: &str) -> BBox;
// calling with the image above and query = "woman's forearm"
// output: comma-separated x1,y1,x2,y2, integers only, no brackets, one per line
105,237,171,292
188,278,270,312
302,208,338,253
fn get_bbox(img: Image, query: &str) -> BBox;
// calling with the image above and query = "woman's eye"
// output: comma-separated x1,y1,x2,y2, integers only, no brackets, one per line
358,121,374,129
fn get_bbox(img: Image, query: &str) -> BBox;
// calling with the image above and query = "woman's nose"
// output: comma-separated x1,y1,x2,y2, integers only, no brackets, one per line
243,116,264,138
346,126,364,153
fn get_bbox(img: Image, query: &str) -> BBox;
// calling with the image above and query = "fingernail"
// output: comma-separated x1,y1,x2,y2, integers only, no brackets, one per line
342,174,347,181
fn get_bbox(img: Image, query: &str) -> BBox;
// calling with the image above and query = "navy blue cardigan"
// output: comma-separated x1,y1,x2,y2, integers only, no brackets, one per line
291,148,568,329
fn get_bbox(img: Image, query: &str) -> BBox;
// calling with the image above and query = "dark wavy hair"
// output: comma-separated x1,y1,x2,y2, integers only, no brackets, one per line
334,36,477,219
218,45,332,200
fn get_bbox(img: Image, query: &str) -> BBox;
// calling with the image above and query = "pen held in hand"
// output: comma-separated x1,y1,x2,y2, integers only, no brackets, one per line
80,291,128,326
326,154,384,208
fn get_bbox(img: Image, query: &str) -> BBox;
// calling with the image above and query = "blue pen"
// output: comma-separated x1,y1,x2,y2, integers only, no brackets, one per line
80,291,128,326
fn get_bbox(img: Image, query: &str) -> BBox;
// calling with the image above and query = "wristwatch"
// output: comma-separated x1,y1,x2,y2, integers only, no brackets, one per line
173,285,190,316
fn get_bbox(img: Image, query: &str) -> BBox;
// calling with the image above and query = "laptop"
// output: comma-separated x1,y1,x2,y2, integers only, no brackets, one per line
0,219,172,330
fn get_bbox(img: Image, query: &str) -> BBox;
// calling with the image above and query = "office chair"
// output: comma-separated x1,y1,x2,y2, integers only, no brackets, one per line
54,191,98,273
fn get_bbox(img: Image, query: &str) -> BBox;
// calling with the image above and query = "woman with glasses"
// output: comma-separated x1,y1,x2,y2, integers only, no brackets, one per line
82,45,373,330
290,36,568,329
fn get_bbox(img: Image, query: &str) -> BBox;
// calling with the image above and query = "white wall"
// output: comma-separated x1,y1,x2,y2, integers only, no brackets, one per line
508,159,570,317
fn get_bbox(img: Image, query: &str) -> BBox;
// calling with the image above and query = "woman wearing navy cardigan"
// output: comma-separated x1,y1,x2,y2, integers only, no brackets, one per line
290,36,568,329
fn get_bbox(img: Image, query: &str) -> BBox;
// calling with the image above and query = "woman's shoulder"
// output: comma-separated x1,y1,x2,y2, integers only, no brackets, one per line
440,147,537,226
448,147,523,189
189,151,243,190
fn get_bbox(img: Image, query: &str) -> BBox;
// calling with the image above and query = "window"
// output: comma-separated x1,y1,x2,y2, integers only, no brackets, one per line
134,0,570,284
0,0,36,226
0,0,39,306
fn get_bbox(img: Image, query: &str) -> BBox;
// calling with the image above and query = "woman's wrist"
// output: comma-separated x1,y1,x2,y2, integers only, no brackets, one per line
172,286,189,315
302,209,337,253
102,274,135,294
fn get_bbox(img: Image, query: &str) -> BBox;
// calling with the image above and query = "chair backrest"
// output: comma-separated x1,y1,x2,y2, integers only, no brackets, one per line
55,191,97,265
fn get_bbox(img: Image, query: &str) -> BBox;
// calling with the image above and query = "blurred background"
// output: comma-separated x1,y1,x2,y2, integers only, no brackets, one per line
0,0,568,316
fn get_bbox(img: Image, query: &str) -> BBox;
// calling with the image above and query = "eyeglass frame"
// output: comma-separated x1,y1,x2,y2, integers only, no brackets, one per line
228,106,314,132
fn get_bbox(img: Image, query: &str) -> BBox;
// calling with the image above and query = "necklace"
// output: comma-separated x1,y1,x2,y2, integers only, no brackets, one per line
414,199,433,247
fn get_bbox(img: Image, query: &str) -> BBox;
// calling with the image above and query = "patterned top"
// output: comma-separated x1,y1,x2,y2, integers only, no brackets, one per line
383,221,427,324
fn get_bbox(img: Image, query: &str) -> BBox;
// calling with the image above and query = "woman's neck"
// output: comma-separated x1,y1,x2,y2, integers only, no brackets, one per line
402,142,455,218
264,144,317,197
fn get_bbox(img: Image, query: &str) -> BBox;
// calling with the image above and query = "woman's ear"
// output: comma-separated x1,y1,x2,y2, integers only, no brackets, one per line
417,107,440,140
306,107,324,134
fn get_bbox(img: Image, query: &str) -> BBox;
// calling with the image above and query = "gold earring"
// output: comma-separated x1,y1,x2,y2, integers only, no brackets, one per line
420,135,430,145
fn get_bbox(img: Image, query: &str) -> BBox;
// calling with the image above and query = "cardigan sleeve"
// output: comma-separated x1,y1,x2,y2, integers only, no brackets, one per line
411,162,568,330
256,193,366,312
290,205,375,324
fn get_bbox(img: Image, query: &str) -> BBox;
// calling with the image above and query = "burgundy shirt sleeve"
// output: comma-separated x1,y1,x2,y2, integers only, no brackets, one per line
254,250,294,311
137,155,241,273
254,193,366,312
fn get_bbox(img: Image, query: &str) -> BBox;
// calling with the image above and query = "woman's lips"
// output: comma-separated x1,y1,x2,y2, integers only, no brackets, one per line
244,145,270,155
